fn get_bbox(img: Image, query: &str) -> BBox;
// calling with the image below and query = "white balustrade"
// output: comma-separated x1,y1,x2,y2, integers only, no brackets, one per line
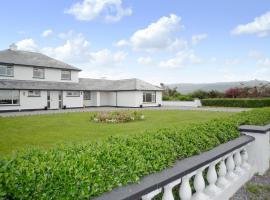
141,144,254,200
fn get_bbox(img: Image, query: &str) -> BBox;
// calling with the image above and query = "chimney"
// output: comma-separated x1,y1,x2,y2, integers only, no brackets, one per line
9,43,18,51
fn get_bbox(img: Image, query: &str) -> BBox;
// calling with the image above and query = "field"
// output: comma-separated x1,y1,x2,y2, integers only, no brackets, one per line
0,110,233,155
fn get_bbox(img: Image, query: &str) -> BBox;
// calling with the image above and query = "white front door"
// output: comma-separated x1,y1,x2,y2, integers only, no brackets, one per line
47,91,60,109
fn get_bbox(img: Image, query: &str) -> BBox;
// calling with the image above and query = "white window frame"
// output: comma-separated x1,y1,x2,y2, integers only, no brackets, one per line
143,92,156,103
0,90,20,105
33,67,45,79
28,90,41,97
0,65,14,77
61,70,71,80
66,91,80,97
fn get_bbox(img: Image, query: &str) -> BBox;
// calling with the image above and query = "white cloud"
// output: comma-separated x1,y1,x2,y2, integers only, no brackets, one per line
159,50,201,69
16,39,38,51
41,29,53,37
65,0,132,22
114,39,129,47
257,58,270,66
191,33,208,45
89,49,127,67
231,11,270,37
116,14,186,52
225,58,240,66
248,50,262,59
137,57,153,65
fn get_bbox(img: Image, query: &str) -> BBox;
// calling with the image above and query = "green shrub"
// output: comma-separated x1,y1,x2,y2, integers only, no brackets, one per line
201,98,270,108
90,111,144,123
1,108,270,199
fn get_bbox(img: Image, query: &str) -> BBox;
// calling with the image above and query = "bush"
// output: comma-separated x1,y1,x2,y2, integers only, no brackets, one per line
1,108,270,199
162,95,193,101
201,98,270,108
90,111,144,123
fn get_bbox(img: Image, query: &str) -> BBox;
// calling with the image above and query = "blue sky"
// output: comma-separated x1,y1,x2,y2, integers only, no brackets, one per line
0,0,270,84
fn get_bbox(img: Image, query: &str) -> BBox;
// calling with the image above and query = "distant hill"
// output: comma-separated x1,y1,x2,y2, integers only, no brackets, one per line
167,80,270,94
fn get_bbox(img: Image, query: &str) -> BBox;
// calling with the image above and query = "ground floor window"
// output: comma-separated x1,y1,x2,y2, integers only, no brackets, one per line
66,91,80,97
0,90,19,105
28,90,41,97
83,91,91,100
143,92,156,103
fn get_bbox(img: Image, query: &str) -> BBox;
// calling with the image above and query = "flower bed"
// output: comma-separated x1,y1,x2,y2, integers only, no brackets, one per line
1,108,270,199
90,111,144,123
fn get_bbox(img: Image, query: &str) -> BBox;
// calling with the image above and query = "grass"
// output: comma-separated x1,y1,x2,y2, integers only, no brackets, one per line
0,110,233,156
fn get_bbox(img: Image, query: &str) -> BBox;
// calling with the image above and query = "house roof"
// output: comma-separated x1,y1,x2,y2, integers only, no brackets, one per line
0,49,81,71
0,79,82,91
0,78,163,91
79,78,163,91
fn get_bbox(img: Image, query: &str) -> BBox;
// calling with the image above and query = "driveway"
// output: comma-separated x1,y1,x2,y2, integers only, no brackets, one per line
0,106,250,117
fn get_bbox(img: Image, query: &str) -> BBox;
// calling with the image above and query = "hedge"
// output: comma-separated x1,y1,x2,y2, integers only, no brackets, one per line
201,98,270,108
1,108,270,199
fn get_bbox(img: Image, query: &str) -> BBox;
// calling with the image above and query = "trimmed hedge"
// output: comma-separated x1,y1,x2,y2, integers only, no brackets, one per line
1,108,270,199
201,98,270,108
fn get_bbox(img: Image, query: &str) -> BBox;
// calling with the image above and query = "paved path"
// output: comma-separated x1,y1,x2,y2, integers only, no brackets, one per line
231,167,270,200
0,106,249,117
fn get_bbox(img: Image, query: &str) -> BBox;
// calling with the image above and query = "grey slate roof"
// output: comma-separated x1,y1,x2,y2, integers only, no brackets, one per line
0,79,82,91
79,78,163,91
0,78,163,91
0,49,81,71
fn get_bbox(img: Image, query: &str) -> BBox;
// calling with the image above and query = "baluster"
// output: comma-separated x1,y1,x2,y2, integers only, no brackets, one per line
162,178,181,200
142,188,162,200
192,168,209,200
241,148,250,170
179,174,192,200
226,153,238,181
234,150,244,175
205,161,221,196
216,158,230,189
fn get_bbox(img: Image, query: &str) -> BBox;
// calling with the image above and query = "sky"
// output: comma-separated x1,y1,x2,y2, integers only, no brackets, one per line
0,0,270,84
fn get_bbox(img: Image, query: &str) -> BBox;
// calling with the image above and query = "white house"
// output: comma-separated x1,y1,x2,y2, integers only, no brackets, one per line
0,46,162,111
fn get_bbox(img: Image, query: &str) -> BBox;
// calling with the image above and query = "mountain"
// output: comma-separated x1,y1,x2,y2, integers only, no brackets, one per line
167,80,270,94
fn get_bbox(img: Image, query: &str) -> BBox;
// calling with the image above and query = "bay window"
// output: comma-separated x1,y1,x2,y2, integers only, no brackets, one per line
143,92,156,103
0,65,14,77
0,90,19,105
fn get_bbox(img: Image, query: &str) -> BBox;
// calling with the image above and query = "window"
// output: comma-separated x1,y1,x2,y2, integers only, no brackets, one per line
0,90,19,105
143,92,156,103
61,70,71,80
66,91,80,97
28,90,41,97
0,65,14,77
33,68,45,79
83,91,91,100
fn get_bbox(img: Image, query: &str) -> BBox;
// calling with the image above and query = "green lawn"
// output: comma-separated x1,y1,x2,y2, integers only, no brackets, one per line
0,110,233,156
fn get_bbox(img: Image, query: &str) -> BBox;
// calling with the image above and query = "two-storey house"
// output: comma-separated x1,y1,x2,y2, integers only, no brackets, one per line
0,45,162,112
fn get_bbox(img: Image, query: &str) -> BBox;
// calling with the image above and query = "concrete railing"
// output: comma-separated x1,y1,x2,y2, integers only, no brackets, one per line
94,124,270,200
162,99,202,107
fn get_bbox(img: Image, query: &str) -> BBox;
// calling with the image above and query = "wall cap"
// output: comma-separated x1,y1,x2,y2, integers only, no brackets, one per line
239,123,270,134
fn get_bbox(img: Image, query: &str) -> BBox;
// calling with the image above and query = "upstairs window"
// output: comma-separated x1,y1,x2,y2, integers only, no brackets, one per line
33,68,45,79
0,90,19,105
0,65,14,77
28,90,41,97
61,70,71,80
66,91,80,97
143,92,156,103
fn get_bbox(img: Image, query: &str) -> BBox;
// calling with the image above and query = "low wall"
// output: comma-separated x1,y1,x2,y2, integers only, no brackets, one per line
94,123,270,200
162,99,202,107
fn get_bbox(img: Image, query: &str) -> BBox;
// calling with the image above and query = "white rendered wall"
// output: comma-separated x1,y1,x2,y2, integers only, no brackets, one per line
162,99,202,107
116,91,138,107
62,91,83,108
100,92,116,106
1,65,79,83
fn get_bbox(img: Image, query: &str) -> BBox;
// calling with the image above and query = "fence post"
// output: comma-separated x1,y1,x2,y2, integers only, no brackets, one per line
239,124,270,175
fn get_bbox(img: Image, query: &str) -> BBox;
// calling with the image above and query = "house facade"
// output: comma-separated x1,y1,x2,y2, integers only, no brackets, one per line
0,46,162,111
